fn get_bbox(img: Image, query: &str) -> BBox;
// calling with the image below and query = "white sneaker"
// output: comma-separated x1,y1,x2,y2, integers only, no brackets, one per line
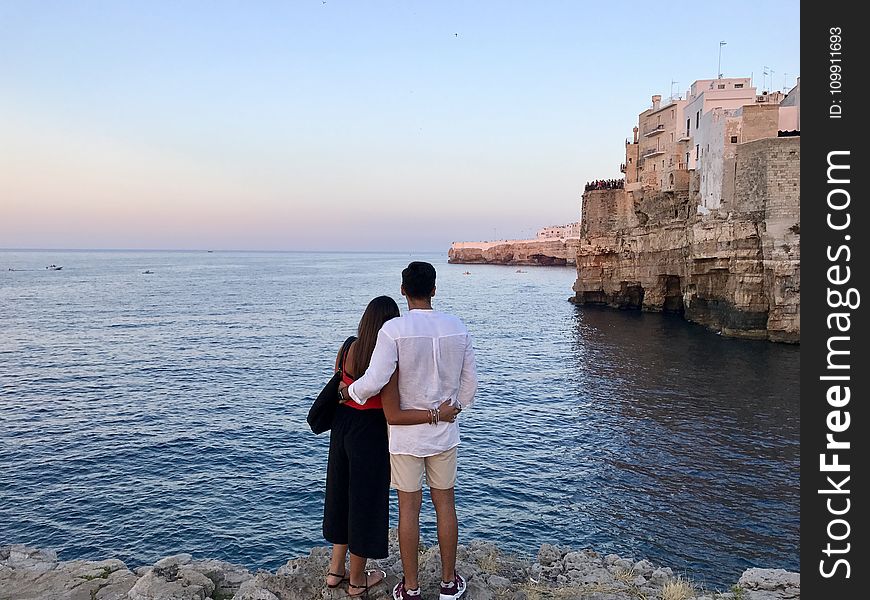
439,572,467,600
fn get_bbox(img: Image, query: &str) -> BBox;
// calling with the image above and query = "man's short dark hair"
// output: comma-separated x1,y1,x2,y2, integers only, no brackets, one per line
402,261,436,298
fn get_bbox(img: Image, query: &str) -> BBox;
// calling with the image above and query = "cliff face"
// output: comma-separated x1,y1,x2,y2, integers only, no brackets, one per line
449,238,580,266
573,137,800,342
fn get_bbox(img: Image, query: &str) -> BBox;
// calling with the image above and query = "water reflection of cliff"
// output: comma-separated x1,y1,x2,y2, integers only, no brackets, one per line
564,306,799,586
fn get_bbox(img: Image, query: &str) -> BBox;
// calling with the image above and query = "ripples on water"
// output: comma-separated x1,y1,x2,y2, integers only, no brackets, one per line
0,251,799,588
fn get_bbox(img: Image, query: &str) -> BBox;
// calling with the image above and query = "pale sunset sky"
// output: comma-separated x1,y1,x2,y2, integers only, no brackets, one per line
1,1,799,252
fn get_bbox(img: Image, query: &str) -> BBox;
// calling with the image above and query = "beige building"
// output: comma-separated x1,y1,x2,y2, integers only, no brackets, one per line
538,222,581,239
633,95,688,192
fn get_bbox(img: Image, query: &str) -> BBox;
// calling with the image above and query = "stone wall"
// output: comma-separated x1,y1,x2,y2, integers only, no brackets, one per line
573,137,800,342
448,238,580,266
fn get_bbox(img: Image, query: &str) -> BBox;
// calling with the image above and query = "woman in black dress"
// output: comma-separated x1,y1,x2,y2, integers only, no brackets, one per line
323,295,398,596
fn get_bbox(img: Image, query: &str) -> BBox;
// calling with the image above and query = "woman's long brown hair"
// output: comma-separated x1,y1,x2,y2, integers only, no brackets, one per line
349,295,400,377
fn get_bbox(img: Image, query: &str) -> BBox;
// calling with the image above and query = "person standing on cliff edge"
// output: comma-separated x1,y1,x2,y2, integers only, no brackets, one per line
338,261,478,600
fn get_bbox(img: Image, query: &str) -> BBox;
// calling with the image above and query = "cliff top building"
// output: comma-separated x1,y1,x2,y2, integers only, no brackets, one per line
694,79,801,211
627,94,688,193
538,222,581,239
683,78,756,170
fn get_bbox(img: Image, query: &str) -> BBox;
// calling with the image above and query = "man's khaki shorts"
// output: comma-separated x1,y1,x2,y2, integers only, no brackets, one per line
390,447,457,492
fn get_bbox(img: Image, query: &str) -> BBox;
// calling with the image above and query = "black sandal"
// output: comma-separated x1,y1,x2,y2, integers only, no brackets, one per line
347,569,386,598
326,570,347,588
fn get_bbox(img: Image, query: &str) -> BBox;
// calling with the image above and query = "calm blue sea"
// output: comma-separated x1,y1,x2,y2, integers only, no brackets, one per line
0,250,799,589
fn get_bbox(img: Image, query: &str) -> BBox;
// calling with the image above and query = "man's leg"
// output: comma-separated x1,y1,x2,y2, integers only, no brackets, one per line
392,452,425,592
430,486,458,583
397,489,423,589
425,447,461,589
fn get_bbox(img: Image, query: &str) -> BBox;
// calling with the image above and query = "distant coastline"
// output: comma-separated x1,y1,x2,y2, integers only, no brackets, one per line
448,238,579,266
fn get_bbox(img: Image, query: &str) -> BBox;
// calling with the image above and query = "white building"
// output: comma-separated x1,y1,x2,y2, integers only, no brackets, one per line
683,78,756,171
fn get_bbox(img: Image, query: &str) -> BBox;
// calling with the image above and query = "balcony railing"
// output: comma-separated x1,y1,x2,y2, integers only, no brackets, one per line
643,124,665,137
619,163,626,173
642,148,665,158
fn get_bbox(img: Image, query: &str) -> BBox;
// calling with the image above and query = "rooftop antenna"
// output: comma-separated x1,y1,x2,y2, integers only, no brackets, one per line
670,79,679,101
718,40,726,79
783,71,790,92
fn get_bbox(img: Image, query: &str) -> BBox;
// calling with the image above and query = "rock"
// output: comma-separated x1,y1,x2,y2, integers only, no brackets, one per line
580,567,613,586
188,559,252,599
232,579,281,600
154,553,194,569
127,559,215,600
536,543,563,567
604,554,621,566
613,558,634,570
0,553,137,600
465,577,495,600
0,544,58,574
736,568,800,599
650,566,673,583
488,574,511,588
632,559,655,577
563,550,600,573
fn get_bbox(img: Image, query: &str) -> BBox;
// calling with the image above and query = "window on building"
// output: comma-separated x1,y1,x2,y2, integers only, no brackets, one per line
670,133,674,142
662,160,665,168
686,118,691,137
696,111,700,128
695,144,699,160
718,84,726,89
671,109,675,118
686,152,690,166
735,83,744,88
730,135,738,143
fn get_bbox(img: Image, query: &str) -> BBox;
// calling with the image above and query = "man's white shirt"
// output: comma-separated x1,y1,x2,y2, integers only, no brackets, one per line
347,309,477,457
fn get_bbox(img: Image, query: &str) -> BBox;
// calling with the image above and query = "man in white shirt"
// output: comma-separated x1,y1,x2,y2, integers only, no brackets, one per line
338,261,477,600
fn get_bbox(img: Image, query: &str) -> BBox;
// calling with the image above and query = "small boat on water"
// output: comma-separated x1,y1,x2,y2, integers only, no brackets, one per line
143,270,154,274
516,269,527,273
463,271,471,275
45,265,63,271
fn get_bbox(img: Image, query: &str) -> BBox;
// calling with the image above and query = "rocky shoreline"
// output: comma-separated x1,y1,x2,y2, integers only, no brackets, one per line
1,534,799,600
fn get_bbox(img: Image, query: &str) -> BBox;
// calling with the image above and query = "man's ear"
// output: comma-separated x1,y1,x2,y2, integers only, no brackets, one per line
400,285,407,297
431,286,436,298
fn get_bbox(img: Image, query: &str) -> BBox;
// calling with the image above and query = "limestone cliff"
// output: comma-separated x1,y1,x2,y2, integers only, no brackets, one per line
573,137,800,342
448,238,580,266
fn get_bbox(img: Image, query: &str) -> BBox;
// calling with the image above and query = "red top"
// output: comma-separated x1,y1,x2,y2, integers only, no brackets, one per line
341,354,383,410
